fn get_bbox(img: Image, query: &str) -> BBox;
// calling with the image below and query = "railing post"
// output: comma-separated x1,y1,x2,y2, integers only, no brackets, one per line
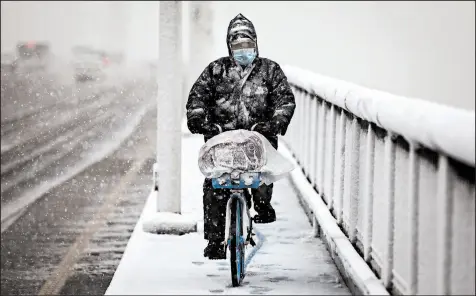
316,100,326,193
297,91,304,164
383,132,397,288
303,93,311,176
309,96,318,187
292,89,299,155
348,116,360,243
363,122,375,262
334,109,347,224
436,155,453,295
299,91,306,167
408,142,420,295
325,104,335,210
314,98,325,192
288,88,297,154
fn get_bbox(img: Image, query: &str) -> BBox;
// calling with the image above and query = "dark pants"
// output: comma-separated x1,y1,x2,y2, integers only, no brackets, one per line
202,139,278,241
203,179,274,241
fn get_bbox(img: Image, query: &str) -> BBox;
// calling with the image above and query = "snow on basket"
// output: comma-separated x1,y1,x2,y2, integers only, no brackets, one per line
198,129,295,185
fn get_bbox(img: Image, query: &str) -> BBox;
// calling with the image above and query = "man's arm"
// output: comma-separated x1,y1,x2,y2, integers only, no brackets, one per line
186,63,215,135
268,63,296,135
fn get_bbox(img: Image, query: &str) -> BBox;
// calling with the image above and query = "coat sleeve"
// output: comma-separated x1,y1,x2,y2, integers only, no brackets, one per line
269,63,296,135
186,63,214,134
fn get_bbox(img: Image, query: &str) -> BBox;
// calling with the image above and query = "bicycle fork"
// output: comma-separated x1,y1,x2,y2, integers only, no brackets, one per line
222,190,256,252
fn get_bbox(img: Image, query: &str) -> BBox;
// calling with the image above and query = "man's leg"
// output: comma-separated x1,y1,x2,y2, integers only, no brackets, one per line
251,183,276,224
251,136,277,224
202,178,229,259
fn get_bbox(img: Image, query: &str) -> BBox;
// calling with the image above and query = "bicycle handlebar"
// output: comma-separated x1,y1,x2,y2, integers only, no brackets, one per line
211,172,261,189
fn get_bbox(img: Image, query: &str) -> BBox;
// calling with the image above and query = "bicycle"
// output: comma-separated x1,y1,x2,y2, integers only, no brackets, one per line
211,170,261,287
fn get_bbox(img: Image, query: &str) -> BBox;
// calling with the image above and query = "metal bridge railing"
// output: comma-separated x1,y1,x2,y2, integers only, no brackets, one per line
282,65,475,295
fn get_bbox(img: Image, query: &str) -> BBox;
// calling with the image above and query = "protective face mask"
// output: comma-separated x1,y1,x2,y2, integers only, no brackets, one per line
232,48,257,66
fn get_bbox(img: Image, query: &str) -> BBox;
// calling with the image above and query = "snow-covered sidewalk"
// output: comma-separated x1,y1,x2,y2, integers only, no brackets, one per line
105,134,350,295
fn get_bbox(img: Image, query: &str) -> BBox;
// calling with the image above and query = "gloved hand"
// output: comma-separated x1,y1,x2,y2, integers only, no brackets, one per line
252,115,288,136
252,121,274,137
188,118,221,138
187,117,204,134
203,123,221,138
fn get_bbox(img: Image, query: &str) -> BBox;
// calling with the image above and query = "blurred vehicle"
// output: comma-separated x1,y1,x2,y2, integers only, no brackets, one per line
72,46,106,83
1,52,18,73
74,61,105,82
17,41,50,59
104,52,124,66
16,41,50,70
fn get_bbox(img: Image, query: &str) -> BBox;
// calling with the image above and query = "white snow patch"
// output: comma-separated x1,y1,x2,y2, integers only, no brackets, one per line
142,212,197,235
283,65,475,167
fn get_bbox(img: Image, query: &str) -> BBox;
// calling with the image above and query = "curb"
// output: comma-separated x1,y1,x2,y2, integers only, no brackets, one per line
278,141,389,296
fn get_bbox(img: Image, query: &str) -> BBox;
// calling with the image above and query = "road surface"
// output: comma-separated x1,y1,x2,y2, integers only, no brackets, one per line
1,65,157,295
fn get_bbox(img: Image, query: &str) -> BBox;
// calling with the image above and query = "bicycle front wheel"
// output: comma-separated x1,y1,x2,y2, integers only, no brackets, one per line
229,197,245,287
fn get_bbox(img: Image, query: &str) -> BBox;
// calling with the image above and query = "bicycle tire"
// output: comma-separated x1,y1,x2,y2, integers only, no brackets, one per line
230,198,245,287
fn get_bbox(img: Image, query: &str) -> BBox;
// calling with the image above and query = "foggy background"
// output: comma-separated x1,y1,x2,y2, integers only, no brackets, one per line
2,1,474,109
1,2,475,295
1,1,158,62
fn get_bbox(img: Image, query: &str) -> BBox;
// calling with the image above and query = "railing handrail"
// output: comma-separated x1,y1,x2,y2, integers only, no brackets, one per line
283,65,476,167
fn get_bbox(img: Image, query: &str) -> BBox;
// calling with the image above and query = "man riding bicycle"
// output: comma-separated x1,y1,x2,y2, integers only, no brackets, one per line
186,13,296,260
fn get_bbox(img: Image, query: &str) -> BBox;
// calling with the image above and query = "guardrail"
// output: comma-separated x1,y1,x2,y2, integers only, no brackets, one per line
282,65,475,295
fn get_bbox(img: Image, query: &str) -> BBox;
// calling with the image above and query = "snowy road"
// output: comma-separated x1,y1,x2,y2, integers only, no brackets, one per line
1,67,158,295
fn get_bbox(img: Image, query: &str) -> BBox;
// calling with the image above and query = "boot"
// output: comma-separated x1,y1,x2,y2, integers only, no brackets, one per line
253,205,276,224
204,239,226,260
252,183,276,224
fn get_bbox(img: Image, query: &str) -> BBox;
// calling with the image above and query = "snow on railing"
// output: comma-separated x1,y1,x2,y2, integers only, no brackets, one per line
282,65,475,295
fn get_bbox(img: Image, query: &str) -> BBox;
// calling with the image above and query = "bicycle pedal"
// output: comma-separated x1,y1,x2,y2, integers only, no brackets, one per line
249,238,256,247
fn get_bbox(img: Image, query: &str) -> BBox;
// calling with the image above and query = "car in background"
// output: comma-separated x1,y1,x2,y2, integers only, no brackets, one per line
104,52,124,66
72,46,106,83
74,61,105,82
17,41,49,59
16,41,50,71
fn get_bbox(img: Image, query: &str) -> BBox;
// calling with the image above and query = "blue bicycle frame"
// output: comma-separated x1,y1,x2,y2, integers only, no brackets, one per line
211,171,261,287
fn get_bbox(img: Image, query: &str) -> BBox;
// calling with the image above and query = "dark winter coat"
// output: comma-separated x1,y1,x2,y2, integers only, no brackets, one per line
186,13,296,147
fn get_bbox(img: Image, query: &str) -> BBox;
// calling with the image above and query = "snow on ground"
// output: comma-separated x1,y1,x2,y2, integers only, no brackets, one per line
105,134,350,295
